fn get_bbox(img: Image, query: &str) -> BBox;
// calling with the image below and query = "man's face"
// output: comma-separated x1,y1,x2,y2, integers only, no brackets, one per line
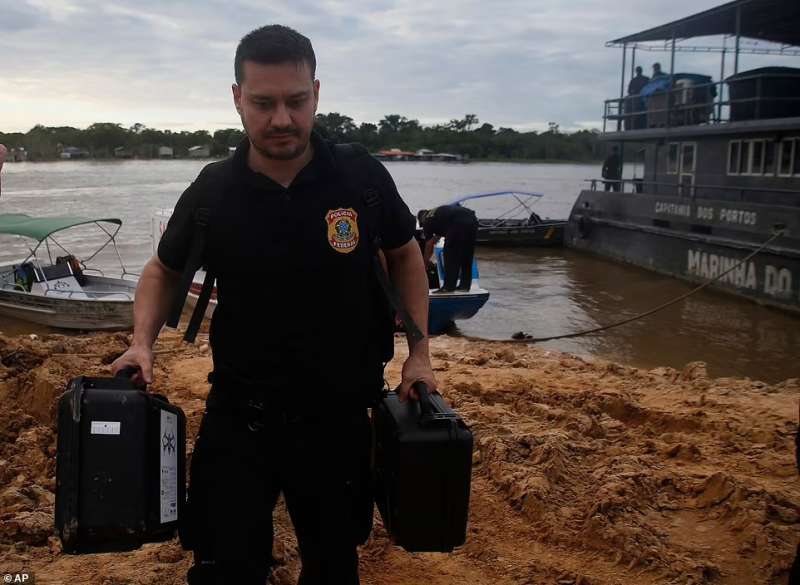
232,60,319,161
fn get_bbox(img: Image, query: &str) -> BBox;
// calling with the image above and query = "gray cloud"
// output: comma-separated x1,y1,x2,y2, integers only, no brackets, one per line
1,0,798,134
0,0,46,31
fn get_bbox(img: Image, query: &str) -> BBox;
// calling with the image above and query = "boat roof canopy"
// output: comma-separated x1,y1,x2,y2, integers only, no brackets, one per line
0,214,122,242
610,0,800,47
449,191,544,205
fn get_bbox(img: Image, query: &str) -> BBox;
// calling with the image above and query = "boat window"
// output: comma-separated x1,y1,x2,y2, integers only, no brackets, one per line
794,139,800,177
728,141,741,175
764,141,776,175
681,143,696,174
749,140,765,175
667,143,679,174
740,141,752,175
779,139,795,176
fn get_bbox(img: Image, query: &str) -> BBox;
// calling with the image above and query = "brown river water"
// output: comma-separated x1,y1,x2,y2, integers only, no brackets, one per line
1,159,798,382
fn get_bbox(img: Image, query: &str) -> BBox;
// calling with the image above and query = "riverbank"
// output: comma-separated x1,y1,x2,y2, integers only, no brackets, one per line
0,330,798,584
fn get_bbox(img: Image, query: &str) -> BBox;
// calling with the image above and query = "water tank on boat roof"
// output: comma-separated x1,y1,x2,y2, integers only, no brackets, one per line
726,67,800,121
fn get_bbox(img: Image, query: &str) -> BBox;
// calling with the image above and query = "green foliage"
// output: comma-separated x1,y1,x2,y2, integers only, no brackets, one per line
1,115,602,162
312,112,601,161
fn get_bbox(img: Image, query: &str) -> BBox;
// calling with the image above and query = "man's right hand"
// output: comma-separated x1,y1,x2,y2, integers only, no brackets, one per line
111,344,154,385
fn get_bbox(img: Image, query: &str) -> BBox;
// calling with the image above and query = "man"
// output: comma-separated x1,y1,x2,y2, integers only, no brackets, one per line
628,66,649,96
625,66,650,130
652,62,666,79
417,204,479,292
112,25,435,585
601,146,622,192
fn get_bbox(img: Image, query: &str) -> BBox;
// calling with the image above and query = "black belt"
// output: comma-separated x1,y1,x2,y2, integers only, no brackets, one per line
205,371,368,432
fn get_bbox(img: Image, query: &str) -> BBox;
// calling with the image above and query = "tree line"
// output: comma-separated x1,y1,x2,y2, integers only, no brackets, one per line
0,114,604,162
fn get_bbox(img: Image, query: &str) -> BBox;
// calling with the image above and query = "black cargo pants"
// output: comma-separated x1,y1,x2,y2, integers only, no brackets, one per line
442,216,479,291
181,386,373,585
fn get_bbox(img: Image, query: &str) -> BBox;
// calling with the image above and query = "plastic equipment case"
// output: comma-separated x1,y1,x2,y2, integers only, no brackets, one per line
55,367,186,554
373,382,473,552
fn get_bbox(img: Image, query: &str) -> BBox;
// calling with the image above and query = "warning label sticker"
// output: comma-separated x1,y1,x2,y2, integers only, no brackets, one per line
90,421,121,435
160,410,178,524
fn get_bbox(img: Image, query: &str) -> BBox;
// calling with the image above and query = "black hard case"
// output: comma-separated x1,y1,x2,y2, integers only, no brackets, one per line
373,385,473,552
55,372,186,554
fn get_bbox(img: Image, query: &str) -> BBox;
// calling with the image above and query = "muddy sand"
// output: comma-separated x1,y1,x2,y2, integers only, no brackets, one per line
0,330,798,584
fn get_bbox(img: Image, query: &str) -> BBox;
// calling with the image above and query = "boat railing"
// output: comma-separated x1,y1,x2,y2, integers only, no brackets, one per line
1,282,28,293
603,74,800,133
585,178,800,204
40,287,134,301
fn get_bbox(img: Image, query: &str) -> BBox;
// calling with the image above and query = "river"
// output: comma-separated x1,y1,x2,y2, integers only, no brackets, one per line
1,158,798,382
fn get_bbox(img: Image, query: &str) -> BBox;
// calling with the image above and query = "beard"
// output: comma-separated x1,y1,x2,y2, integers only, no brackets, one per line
251,138,307,161
242,116,309,161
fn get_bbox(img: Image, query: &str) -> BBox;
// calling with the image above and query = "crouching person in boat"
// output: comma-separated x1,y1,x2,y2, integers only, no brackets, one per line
418,204,479,292
111,24,435,585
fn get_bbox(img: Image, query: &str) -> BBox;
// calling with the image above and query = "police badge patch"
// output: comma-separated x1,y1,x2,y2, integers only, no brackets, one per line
325,208,359,254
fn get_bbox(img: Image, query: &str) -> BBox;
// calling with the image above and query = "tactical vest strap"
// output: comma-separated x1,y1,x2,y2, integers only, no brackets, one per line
166,162,230,343
332,144,425,346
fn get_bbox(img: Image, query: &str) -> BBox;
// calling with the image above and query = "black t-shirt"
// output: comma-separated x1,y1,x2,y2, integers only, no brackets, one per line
421,204,476,240
158,132,415,394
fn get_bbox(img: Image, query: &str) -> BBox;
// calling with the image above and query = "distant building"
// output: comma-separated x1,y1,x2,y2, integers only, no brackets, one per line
158,146,174,159
5,147,28,162
374,148,417,161
59,146,90,160
113,146,133,159
375,147,465,163
188,145,211,158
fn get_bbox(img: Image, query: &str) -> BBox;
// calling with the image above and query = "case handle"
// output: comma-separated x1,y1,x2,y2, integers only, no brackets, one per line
114,365,146,389
414,381,436,419
115,366,140,379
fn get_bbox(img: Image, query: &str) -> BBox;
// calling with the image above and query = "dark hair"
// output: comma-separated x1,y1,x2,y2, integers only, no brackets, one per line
234,25,316,84
417,209,429,224
635,66,642,74
653,62,662,70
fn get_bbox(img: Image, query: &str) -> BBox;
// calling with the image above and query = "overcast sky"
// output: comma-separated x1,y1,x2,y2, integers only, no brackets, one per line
2,0,798,134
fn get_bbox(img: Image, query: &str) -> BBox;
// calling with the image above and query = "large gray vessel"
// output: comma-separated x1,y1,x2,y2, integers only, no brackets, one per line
567,0,800,312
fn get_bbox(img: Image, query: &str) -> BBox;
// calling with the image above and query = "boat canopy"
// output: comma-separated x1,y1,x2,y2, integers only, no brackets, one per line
448,191,544,206
609,0,800,48
0,214,122,242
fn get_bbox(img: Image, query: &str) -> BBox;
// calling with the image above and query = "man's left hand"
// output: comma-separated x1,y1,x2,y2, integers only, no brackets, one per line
399,350,437,402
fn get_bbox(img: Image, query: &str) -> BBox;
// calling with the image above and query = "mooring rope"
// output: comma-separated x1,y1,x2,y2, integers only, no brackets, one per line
458,230,785,345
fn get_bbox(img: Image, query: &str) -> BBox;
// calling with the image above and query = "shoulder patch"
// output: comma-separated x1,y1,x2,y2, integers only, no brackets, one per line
326,208,359,254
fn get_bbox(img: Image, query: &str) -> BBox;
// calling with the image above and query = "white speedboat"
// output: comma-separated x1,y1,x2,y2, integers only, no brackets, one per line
0,214,137,330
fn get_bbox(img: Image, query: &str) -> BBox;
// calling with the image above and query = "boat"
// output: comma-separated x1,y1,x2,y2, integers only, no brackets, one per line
566,0,800,313
152,209,488,334
449,191,566,246
426,243,490,334
0,214,137,329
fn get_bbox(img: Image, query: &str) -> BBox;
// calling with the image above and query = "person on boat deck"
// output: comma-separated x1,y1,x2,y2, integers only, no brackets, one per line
602,146,622,192
112,24,435,585
628,66,649,96
0,144,7,197
417,204,479,292
651,62,666,79
625,66,650,129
